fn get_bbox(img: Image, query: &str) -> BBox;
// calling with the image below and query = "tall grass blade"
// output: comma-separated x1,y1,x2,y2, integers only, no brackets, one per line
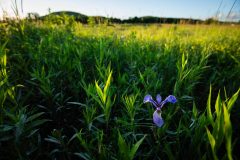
223,103,232,160
206,128,217,160
207,85,213,124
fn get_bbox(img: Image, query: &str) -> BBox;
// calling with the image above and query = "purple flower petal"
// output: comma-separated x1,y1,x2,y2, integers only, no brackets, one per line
165,95,177,103
156,94,162,104
143,95,153,103
144,95,158,108
153,110,164,127
160,95,177,108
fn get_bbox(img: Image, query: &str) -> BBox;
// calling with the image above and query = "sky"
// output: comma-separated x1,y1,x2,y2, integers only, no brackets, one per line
0,0,240,21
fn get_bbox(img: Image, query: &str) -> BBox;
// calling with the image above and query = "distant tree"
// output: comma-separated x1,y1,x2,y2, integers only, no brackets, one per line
104,18,110,26
109,17,122,23
27,12,40,20
2,11,8,21
180,19,187,24
48,8,51,14
87,17,96,26
205,18,219,24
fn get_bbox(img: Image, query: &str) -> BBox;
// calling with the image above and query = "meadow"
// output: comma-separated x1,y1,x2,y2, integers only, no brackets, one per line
0,18,240,160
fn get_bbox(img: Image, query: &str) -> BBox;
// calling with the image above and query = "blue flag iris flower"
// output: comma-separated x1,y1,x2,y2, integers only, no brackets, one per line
143,94,177,127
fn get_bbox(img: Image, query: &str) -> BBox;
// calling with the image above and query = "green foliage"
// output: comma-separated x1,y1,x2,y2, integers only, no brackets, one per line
44,13,76,26
0,107,50,159
87,17,96,26
205,86,240,160
0,19,239,159
0,42,9,108
94,70,115,125
122,93,139,125
118,131,146,160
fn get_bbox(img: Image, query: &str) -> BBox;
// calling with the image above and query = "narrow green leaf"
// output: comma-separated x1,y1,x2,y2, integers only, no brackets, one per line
192,102,198,118
74,152,92,160
0,125,14,132
67,102,88,107
207,85,213,124
95,81,104,102
75,130,90,151
214,91,221,118
206,127,217,160
103,70,112,95
28,119,51,129
223,103,233,160
26,112,45,122
181,53,186,69
130,135,146,160
27,129,39,137
45,137,61,145
118,131,129,159
227,88,240,112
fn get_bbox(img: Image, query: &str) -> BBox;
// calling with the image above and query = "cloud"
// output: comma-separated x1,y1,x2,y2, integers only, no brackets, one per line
227,12,240,20
216,11,240,21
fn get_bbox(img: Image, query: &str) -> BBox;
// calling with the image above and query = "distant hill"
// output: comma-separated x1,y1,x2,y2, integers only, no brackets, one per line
41,11,88,23
40,11,238,24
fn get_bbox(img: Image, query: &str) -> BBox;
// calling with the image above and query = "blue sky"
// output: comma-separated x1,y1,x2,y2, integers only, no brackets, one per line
0,0,240,21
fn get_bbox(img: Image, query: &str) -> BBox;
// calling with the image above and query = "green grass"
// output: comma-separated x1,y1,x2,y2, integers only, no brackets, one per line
0,19,240,160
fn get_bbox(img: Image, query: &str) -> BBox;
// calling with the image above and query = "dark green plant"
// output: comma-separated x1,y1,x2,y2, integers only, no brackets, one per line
206,86,240,160
118,131,146,160
0,108,50,159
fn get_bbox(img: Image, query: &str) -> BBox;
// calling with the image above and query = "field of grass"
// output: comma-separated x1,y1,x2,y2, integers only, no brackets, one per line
0,19,240,160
